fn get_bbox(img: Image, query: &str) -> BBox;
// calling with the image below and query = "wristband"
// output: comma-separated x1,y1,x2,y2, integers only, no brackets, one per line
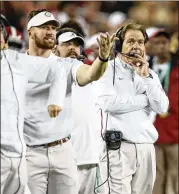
98,56,109,62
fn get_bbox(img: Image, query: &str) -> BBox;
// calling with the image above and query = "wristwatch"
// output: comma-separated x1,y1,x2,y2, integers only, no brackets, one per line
98,55,109,62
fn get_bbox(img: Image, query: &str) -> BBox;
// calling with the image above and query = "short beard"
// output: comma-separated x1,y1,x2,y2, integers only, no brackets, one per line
34,34,55,49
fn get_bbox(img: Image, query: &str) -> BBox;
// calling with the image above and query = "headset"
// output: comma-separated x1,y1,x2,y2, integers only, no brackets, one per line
1,14,23,194
114,24,149,53
113,24,149,84
113,26,125,53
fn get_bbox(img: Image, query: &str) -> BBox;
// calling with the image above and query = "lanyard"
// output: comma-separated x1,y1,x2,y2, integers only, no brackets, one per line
157,61,171,94
163,62,171,94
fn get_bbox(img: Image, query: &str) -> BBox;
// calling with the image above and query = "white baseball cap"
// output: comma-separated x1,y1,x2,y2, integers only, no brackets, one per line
146,27,160,39
57,31,84,45
146,27,170,40
27,11,60,30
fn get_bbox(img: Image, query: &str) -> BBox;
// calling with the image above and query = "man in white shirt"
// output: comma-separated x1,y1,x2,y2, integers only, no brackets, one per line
24,9,115,194
93,23,169,194
54,27,103,194
1,14,66,194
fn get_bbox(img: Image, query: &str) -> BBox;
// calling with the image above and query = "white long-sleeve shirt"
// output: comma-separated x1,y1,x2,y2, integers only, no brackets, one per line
71,83,100,165
93,57,169,143
24,53,83,146
1,49,67,157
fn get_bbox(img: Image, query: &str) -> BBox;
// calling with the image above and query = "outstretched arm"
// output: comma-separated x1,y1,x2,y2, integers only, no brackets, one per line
76,33,117,86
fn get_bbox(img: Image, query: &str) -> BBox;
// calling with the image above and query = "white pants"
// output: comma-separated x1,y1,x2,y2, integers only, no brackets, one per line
26,140,78,194
77,164,97,194
1,153,28,194
99,142,156,194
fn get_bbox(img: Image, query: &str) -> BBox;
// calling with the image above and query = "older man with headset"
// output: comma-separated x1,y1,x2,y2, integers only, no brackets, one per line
0,14,67,194
93,23,169,194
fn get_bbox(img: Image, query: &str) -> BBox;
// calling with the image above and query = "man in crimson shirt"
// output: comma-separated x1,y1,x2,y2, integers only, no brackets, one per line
148,29,178,194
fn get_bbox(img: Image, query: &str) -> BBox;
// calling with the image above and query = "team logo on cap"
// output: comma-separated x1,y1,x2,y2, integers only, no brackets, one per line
45,12,51,17
71,32,77,37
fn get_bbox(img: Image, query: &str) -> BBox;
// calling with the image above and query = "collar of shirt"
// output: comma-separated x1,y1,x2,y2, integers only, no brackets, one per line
112,56,134,79
25,50,55,59
115,56,133,70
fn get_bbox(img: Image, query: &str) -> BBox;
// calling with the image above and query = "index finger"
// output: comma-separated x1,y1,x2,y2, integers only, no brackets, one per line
133,53,143,59
105,32,110,45
143,52,147,60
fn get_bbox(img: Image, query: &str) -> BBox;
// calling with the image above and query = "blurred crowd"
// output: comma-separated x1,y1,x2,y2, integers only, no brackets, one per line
1,1,178,55
1,1,178,194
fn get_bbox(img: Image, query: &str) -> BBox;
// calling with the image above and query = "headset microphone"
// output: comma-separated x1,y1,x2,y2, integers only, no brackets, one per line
77,55,86,61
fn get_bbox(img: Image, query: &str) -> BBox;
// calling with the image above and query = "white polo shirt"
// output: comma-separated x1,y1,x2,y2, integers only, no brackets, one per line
1,49,66,157
93,57,169,143
24,53,83,146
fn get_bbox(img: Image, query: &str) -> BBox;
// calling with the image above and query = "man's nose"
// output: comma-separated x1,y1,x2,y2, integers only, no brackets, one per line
133,42,140,48
69,44,76,50
46,28,54,35
46,30,53,35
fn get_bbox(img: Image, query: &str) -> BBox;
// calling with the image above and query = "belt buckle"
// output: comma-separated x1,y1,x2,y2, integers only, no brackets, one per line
47,136,69,148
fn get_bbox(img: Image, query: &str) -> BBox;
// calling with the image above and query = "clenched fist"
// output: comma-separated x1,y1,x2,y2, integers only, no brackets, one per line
48,105,62,118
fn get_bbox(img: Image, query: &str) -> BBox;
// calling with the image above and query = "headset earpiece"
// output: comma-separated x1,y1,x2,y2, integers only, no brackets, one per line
144,31,149,43
114,26,125,53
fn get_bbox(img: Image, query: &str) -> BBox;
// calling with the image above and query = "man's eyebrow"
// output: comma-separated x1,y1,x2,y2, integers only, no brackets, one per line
127,38,135,41
138,39,145,42
127,38,144,41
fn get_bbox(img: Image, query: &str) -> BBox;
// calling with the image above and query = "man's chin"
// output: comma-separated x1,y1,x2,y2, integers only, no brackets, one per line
40,44,55,49
43,41,55,48
68,55,77,59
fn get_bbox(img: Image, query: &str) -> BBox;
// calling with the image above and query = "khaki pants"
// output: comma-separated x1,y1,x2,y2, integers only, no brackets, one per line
153,144,178,194
1,153,28,194
77,164,97,194
26,140,78,194
99,142,156,194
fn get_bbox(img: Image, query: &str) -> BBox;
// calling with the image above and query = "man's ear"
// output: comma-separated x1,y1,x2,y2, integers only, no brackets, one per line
52,45,60,56
52,45,57,53
28,29,34,39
